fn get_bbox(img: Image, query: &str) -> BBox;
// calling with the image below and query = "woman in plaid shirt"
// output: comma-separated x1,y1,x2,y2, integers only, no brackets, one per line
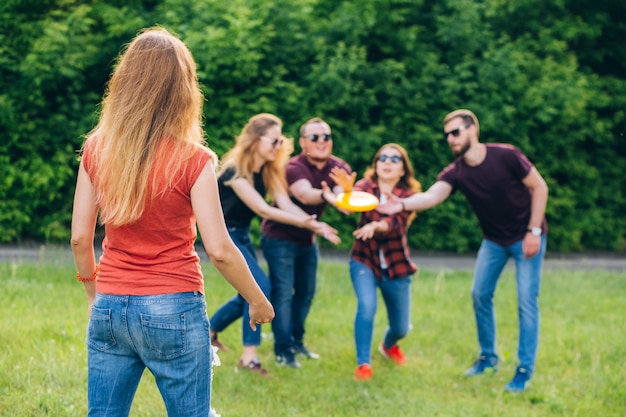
347,143,422,381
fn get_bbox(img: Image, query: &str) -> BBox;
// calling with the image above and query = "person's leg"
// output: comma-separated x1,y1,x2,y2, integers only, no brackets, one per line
130,292,212,417
232,230,271,363
350,259,379,366
467,239,509,373
291,243,318,351
208,228,260,338
209,293,245,334
87,294,146,417
379,272,412,349
510,235,546,375
261,236,297,359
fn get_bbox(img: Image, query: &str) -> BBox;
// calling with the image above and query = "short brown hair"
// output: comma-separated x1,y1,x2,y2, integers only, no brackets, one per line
299,117,330,137
443,109,480,137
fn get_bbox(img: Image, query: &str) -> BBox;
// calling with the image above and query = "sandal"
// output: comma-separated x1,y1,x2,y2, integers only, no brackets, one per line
236,358,269,376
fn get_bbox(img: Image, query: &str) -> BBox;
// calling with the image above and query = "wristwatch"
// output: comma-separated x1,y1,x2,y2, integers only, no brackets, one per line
527,227,542,237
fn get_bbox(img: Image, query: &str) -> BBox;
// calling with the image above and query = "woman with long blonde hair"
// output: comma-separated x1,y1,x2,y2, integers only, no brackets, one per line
70,28,273,416
208,113,339,374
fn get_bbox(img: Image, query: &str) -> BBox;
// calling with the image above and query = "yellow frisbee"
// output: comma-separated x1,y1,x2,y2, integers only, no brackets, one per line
336,191,379,212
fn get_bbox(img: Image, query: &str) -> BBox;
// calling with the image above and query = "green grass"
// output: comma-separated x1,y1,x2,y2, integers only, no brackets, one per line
1,250,625,416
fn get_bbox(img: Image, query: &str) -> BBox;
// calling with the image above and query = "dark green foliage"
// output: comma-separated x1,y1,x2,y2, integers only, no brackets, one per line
1,0,624,252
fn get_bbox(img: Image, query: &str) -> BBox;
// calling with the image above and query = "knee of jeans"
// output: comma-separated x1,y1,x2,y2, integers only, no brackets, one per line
472,289,493,305
270,288,293,306
357,300,377,318
517,296,539,314
397,328,410,339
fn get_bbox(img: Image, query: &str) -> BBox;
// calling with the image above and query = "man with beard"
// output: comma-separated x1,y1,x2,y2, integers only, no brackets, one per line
378,109,549,393
261,117,351,368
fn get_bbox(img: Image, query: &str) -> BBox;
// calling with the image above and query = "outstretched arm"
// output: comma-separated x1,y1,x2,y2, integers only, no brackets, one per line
230,177,314,229
378,181,452,214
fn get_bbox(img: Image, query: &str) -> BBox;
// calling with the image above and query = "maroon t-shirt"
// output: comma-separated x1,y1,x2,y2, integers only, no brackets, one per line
261,153,351,246
438,143,547,246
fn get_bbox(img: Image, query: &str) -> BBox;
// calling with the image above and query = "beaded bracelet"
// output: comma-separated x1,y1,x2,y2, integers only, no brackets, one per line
77,265,100,282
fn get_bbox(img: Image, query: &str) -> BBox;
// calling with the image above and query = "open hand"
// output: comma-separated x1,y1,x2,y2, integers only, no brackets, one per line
329,167,356,193
313,221,341,245
322,180,353,215
353,222,378,241
377,193,404,215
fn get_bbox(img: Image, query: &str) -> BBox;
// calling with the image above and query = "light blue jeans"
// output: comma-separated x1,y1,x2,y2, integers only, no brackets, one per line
209,227,271,346
261,236,318,356
350,259,412,366
472,235,547,374
87,291,211,417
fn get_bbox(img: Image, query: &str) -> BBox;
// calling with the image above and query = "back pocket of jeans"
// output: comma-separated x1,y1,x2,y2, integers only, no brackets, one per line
141,313,186,359
87,307,116,351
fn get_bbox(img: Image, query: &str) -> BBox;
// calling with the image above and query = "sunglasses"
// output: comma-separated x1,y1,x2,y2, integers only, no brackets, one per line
259,136,284,147
443,124,470,140
304,133,332,142
377,154,402,164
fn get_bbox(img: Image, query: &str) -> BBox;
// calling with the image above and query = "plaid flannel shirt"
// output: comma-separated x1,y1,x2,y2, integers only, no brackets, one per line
349,178,417,280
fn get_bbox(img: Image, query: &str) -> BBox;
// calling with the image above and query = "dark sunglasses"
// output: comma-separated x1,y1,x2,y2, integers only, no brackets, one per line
443,124,470,140
377,154,402,164
259,136,284,147
304,133,332,142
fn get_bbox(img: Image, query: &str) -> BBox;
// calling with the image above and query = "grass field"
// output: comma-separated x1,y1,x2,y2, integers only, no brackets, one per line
0,249,625,416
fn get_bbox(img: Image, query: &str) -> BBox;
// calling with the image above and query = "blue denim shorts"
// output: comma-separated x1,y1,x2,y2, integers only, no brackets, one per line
87,292,212,417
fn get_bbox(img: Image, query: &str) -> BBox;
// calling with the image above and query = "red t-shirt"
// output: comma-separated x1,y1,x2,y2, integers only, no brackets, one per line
83,139,212,295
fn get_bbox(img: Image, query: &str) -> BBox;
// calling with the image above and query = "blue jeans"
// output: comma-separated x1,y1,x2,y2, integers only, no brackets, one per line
209,227,271,346
472,235,547,374
350,259,412,366
87,292,211,417
261,236,318,356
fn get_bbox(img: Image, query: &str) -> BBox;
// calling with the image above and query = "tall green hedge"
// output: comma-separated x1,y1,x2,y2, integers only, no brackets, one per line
1,0,624,252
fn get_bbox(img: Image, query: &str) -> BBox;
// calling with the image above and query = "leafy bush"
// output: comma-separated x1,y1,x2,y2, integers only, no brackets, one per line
1,0,624,252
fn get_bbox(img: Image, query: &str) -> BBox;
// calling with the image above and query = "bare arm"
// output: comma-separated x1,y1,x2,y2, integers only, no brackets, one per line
290,178,328,206
290,166,356,209
521,167,549,257
230,178,313,229
70,161,99,311
192,163,274,328
273,184,342,245
378,181,452,214
353,220,389,241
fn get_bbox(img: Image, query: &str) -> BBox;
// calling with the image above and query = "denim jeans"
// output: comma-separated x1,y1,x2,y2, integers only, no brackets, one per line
209,227,271,346
261,236,318,356
87,291,211,417
472,235,547,374
350,259,412,366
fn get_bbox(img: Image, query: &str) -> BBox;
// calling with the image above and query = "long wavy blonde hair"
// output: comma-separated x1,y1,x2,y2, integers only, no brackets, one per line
218,113,293,198
83,27,216,226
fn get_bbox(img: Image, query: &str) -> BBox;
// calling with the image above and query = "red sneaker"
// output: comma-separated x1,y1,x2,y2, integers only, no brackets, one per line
378,342,406,365
354,364,374,380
